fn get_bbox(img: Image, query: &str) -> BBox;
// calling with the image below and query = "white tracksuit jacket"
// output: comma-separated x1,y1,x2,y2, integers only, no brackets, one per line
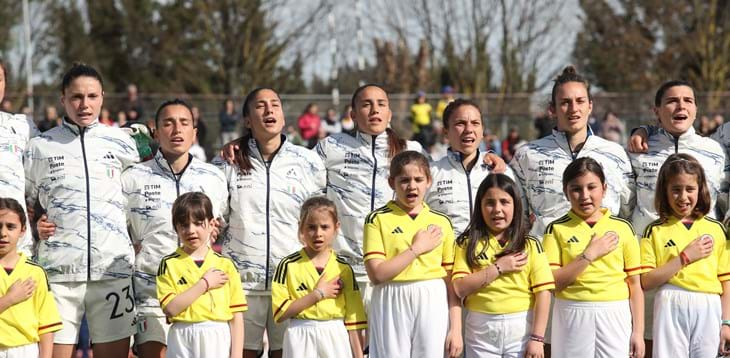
315,131,423,277
631,126,726,235
214,136,326,293
0,111,38,255
510,128,635,239
122,151,228,310
427,149,516,237
25,119,140,282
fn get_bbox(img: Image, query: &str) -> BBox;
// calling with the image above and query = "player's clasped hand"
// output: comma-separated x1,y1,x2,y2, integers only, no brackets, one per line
201,268,228,291
5,278,36,305
410,225,442,256
315,274,342,299
494,252,528,273
583,231,619,262
682,235,714,264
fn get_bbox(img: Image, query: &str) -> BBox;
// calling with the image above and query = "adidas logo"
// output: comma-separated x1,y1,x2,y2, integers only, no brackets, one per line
177,277,188,285
103,152,116,160
567,236,580,244
391,227,404,234
476,252,489,261
664,239,677,248
286,168,297,177
296,282,308,291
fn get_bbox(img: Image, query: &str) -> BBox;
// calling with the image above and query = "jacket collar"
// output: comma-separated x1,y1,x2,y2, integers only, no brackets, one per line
248,134,288,162
62,117,99,135
356,130,390,151
552,126,594,157
154,150,193,177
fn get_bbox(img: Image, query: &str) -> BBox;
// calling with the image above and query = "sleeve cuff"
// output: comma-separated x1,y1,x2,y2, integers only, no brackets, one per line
344,321,368,331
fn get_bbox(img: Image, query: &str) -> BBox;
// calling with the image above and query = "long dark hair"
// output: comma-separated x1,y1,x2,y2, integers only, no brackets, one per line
457,174,526,269
234,87,281,174
655,153,710,220
351,83,406,158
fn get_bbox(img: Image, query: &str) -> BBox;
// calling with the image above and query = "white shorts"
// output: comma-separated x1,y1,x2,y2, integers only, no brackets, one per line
368,279,448,358
653,284,721,358
355,274,373,310
134,312,170,346
51,279,136,344
166,321,230,358
244,294,287,351
551,298,631,358
464,310,532,358
0,343,38,358
282,319,352,358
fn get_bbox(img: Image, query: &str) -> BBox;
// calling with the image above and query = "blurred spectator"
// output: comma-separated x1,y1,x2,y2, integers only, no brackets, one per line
20,106,32,122
479,129,502,156
430,133,449,161
600,111,625,143
38,105,60,132
533,112,553,139
122,83,144,122
321,107,342,136
411,90,435,148
340,105,356,136
713,114,724,127
435,86,455,121
501,127,521,162
1,99,13,112
297,103,321,148
190,137,207,162
99,108,116,127
117,111,128,127
219,98,239,146
192,106,210,157
698,115,718,136
286,125,305,146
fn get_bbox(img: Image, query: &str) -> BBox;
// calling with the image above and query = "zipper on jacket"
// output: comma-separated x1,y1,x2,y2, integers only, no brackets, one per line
370,135,377,211
255,139,282,291
163,154,193,245
459,151,477,215
674,136,679,153
79,127,92,281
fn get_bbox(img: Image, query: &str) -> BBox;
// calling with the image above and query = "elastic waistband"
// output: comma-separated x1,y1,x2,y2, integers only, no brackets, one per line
466,309,531,321
376,278,445,288
288,319,345,329
555,297,629,309
658,284,719,297
170,321,228,329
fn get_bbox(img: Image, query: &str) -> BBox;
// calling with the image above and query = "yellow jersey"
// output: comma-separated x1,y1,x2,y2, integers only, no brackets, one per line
410,103,433,132
641,215,730,294
271,249,367,330
0,253,62,348
543,209,641,301
363,201,455,282
157,248,248,323
452,235,554,314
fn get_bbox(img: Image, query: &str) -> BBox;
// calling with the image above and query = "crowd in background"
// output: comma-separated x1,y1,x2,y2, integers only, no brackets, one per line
3,83,727,166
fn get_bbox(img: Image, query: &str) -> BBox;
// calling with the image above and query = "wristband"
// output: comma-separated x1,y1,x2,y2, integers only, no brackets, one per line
680,251,690,267
494,263,503,276
314,288,325,300
408,246,419,259
723,320,730,327
201,277,210,292
529,334,545,343
579,253,593,264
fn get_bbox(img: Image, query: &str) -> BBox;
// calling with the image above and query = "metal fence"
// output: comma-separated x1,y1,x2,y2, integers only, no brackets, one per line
6,90,730,153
